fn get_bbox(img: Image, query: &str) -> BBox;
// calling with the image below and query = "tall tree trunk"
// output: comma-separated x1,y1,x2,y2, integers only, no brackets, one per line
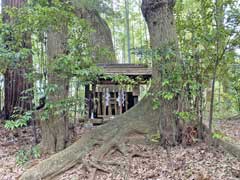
209,0,225,133
19,1,185,179
131,20,135,63
125,0,131,63
111,0,116,49
142,0,181,145
2,0,33,119
0,79,3,113
40,27,69,153
75,8,117,63
40,7,116,153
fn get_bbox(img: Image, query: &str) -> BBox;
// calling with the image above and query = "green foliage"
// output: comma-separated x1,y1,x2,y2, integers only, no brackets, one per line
1,0,239,130
176,111,196,122
15,146,41,166
111,74,137,86
150,44,184,105
5,111,33,130
149,132,161,143
0,0,75,73
15,149,29,166
174,0,240,123
229,62,240,112
152,98,161,110
0,0,106,124
212,131,225,140
105,0,150,63
72,0,113,13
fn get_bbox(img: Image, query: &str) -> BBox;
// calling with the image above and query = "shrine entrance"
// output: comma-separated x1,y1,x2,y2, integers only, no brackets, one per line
85,64,152,123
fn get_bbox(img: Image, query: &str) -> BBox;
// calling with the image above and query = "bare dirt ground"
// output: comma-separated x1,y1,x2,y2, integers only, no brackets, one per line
0,119,239,180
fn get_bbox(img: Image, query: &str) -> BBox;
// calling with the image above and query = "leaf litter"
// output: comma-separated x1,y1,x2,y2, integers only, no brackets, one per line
0,119,239,180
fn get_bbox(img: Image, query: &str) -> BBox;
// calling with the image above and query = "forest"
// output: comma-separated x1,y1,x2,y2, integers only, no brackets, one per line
0,0,239,179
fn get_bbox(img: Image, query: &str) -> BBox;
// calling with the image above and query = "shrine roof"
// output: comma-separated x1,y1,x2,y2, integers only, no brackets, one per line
97,63,152,76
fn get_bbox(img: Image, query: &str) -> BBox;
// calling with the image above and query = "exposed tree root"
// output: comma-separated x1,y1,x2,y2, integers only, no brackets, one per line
225,114,240,121
212,138,240,160
88,135,120,180
19,98,160,180
202,123,240,160
96,160,122,167
115,143,129,156
88,160,109,173
18,97,240,180
131,152,151,158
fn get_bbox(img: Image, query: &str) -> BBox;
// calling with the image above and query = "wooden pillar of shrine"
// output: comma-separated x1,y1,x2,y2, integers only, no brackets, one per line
85,84,90,118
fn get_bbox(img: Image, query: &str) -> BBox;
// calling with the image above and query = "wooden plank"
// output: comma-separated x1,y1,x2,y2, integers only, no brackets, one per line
96,63,152,76
133,85,140,96
96,84,120,91
126,92,128,111
85,85,90,118
114,91,118,115
97,63,147,66
103,88,106,116
108,102,112,116
119,103,122,114
91,118,104,126
106,88,111,116
97,92,101,116
119,89,123,114
92,84,96,118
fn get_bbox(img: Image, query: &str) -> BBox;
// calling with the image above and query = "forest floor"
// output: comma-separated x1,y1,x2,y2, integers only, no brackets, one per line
0,118,239,180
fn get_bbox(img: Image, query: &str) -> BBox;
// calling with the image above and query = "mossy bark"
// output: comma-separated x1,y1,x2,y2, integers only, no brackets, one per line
40,28,69,153
19,1,240,179
20,1,183,179
142,0,181,145
75,8,117,63
20,97,159,180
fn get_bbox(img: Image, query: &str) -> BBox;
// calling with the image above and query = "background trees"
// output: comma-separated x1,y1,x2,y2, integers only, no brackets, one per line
1,0,33,119
176,0,240,132
1,0,117,152
0,0,239,179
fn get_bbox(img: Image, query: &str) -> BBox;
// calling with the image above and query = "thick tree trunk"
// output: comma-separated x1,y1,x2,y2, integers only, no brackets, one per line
75,8,117,63
4,68,33,119
40,28,69,153
20,1,183,179
20,96,159,180
142,0,181,145
19,1,240,179
2,0,33,119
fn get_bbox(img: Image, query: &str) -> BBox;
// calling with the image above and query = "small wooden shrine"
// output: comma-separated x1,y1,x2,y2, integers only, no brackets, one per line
85,64,152,122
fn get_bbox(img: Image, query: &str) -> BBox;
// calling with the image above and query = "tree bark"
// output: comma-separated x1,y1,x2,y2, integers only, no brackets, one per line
142,0,181,145
125,0,131,63
40,27,69,153
75,8,117,63
19,1,183,179
2,0,33,119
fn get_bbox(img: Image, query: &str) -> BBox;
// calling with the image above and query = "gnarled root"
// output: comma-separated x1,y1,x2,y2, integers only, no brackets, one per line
19,98,240,180
19,98,159,180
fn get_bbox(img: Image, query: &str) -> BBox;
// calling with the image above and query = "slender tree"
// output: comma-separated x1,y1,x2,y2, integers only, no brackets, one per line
125,0,131,63
208,0,225,133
